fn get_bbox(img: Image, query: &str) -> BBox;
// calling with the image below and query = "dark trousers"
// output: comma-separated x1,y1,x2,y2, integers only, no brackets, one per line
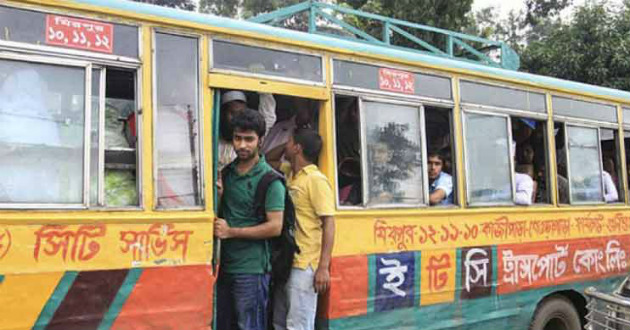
216,272,271,330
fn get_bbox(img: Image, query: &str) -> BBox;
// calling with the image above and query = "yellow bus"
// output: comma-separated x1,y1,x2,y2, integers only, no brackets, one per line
0,1,629,330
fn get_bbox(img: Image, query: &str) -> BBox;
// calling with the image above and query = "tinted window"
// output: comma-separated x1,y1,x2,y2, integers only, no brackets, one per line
333,60,452,100
212,40,322,82
553,96,617,123
460,80,546,113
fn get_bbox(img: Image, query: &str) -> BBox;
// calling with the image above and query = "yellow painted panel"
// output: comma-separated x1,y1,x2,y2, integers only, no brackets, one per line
0,272,63,330
208,73,329,100
336,209,630,256
0,222,213,274
420,249,456,306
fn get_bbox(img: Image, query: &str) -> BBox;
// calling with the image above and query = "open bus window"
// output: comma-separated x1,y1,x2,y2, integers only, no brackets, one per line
335,95,362,206
425,106,456,206
464,112,513,205
0,59,85,205
97,68,139,207
513,117,550,204
155,32,203,209
600,128,622,203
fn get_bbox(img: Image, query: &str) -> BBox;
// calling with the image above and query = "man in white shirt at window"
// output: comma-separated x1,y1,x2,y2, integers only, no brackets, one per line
427,151,453,206
513,141,534,205
603,170,619,202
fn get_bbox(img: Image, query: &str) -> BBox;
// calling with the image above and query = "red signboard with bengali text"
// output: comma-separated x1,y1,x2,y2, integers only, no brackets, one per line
378,68,415,94
46,14,114,54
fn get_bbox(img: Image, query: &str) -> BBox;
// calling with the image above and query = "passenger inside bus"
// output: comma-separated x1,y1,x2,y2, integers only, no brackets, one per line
513,117,549,205
600,129,620,202
217,90,276,169
335,96,362,206
263,96,317,169
425,106,455,206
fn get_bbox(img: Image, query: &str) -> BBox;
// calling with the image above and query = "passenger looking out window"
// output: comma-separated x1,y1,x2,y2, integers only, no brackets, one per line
428,151,453,206
335,96,362,206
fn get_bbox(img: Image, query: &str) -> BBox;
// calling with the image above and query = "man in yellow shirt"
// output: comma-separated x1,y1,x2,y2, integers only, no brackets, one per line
273,128,335,330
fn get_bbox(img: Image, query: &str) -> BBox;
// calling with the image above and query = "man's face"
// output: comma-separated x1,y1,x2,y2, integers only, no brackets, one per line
226,101,246,122
428,156,443,180
233,128,259,161
284,135,298,162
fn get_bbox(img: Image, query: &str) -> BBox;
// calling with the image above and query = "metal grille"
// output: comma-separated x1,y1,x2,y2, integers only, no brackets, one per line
586,287,630,330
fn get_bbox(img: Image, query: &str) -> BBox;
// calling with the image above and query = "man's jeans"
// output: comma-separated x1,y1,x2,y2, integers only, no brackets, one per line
216,272,270,330
273,266,318,330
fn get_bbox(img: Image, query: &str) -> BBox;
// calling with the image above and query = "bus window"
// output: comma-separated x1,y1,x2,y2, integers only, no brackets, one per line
513,117,550,204
363,100,424,207
335,95,361,206
464,112,513,205
425,106,456,206
600,128,622,203
0,59,85,205
564,124,604,204
155,32,203,209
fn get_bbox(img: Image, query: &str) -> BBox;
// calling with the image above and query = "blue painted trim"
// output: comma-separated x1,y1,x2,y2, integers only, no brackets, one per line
67,0,630,100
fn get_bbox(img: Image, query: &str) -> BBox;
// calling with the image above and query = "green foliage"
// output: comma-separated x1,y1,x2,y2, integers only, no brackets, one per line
520,3,630,91
131,0,195,11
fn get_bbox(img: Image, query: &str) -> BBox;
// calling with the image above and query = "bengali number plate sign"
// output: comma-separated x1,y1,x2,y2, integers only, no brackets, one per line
378,68,415,94
46,15,114,54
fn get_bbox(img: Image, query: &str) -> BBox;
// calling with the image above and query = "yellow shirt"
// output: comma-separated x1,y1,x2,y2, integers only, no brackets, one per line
282,163,335,270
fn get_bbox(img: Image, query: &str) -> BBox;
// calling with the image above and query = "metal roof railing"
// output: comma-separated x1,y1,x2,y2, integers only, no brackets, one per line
248,1,520,70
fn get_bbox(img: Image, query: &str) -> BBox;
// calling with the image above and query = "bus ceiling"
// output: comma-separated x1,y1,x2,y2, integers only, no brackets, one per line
248,1,520,71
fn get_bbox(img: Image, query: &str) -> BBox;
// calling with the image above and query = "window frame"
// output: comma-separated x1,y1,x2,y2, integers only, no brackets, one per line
333,90,444,210
461,108,516,207
209,37,326,87
562,122,606,205
0,52,93,209
152,29,205,211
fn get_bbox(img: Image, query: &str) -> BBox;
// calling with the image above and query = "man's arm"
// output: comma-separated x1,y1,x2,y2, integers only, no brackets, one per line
314,215,335,293
429,189,446,205
214,211,282,239
514,175,534,206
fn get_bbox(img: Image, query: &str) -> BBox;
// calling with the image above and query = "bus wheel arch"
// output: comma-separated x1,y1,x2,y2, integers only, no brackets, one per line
529,291,586,330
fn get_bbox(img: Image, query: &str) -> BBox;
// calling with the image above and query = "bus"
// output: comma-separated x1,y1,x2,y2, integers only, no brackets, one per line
0,1,629,330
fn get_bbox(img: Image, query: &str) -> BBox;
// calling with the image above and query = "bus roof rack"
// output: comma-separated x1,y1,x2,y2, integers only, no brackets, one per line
249,1,520,71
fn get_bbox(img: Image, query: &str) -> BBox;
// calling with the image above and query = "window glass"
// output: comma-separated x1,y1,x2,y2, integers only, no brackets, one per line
0,59,85,204
460,80,546,113
553,96,617,123
363,100,424,206
335,95,362,206
212,40,322,82
155,33,202,208
0,5,139,58
333,60,452,100
566,125,603,203
90,68,101,205
623,107,630,125
464,112,512,205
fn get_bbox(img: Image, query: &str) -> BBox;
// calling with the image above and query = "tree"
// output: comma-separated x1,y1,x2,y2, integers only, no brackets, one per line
520,3,630,91
131,0,195,11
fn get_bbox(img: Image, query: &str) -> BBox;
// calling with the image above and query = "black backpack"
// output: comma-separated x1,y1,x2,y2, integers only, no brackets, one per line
220,166,300,285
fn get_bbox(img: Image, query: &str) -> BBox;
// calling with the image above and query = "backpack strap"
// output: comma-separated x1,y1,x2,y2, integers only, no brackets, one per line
217,164,233,218
253,169,284,222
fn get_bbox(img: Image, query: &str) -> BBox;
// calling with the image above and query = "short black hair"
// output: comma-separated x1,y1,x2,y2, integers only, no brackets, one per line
231,108,266,138
427,150,445,163
293,128,322,163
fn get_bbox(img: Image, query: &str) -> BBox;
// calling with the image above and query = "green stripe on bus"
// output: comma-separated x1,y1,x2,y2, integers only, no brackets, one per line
97,268,143,330
0,275,4,284
367,255,376,313
32,271,78,330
